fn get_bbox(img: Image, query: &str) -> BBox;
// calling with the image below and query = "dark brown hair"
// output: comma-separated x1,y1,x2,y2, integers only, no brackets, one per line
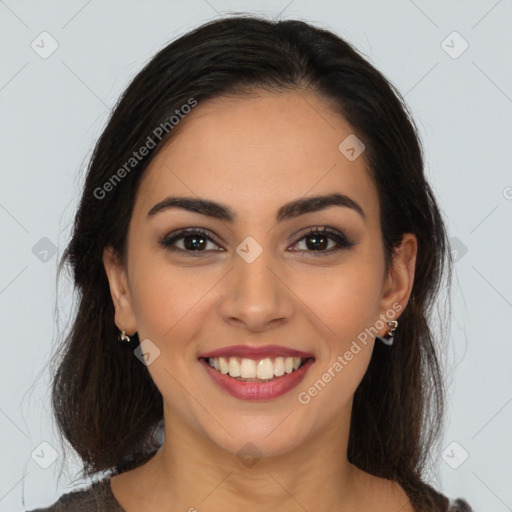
49,14,452,511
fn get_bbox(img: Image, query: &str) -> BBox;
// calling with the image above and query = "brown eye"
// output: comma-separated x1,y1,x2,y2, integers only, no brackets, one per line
290,226,355,255
159,228,223,254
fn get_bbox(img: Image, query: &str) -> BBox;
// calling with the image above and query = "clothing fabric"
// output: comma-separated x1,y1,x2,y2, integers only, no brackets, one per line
26,478,123,512
26,476,474,511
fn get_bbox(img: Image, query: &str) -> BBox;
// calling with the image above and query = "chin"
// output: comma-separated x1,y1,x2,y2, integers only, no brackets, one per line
195,414,308,462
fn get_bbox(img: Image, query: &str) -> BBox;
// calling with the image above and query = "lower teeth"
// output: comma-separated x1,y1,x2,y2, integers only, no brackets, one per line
230,375,280,383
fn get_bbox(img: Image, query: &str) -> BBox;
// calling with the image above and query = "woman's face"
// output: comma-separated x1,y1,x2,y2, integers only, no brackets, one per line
104,89,416,458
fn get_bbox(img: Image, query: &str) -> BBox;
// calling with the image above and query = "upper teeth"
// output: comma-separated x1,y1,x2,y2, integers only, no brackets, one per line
207,356,303,379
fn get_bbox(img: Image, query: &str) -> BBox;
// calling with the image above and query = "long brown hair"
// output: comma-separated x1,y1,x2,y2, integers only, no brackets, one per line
48,14,452,510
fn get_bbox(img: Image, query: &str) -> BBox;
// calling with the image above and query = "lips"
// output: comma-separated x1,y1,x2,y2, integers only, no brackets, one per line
198,344,315,401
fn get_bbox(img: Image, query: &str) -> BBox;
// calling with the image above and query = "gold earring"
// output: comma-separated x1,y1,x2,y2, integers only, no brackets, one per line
118,330,131,343
387,320,398,337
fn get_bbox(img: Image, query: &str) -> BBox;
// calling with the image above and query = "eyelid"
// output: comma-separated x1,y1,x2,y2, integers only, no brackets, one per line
158,225,355,255
159,227,223,252
294,225,352,243
290,226,355,253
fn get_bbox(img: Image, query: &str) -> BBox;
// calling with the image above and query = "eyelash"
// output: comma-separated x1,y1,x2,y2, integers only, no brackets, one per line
158,226,355,257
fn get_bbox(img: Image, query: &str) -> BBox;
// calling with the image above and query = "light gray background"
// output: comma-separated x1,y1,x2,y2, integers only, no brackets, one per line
1,1,511,511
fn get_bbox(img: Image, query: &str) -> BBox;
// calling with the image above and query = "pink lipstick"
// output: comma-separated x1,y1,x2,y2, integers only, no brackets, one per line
198,345,315,401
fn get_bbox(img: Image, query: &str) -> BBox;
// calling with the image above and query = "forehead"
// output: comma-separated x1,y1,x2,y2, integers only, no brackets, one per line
134,90,379,223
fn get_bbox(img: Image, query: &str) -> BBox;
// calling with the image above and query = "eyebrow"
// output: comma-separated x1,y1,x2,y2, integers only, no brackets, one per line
147,192,365,222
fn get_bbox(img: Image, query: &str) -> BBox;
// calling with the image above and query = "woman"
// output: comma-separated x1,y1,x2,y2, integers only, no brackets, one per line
27,15,473,512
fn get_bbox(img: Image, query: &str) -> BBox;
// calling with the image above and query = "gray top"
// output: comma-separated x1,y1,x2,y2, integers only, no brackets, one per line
26,476,474,511
26,478,124,512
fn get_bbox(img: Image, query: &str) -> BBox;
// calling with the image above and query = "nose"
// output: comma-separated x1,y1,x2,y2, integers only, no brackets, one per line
217,247,294,333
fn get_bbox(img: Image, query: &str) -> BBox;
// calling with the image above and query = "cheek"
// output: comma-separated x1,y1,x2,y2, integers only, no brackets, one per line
128,252,221,341
127,262,217,409
295,263,383,342
291,260,382,405
295,270,378,415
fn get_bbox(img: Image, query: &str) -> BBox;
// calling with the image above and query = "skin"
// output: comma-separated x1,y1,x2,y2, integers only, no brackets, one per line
103,89,417,512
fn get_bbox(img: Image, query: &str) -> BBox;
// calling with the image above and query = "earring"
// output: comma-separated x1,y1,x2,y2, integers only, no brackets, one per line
377,320,398,346
118,330,131,343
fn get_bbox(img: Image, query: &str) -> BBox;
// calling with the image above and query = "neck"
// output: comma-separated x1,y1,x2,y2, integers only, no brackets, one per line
139,404,362,512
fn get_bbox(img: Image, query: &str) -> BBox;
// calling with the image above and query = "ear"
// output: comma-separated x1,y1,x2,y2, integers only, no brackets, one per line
377,233,417,336
102,246,137,335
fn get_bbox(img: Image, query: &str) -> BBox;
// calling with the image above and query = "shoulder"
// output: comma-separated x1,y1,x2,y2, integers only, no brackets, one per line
25,477,123,512
448,498,474,511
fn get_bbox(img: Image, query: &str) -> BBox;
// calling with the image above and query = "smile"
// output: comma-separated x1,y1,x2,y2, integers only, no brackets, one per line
205,356,306,381
198,345,315,401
